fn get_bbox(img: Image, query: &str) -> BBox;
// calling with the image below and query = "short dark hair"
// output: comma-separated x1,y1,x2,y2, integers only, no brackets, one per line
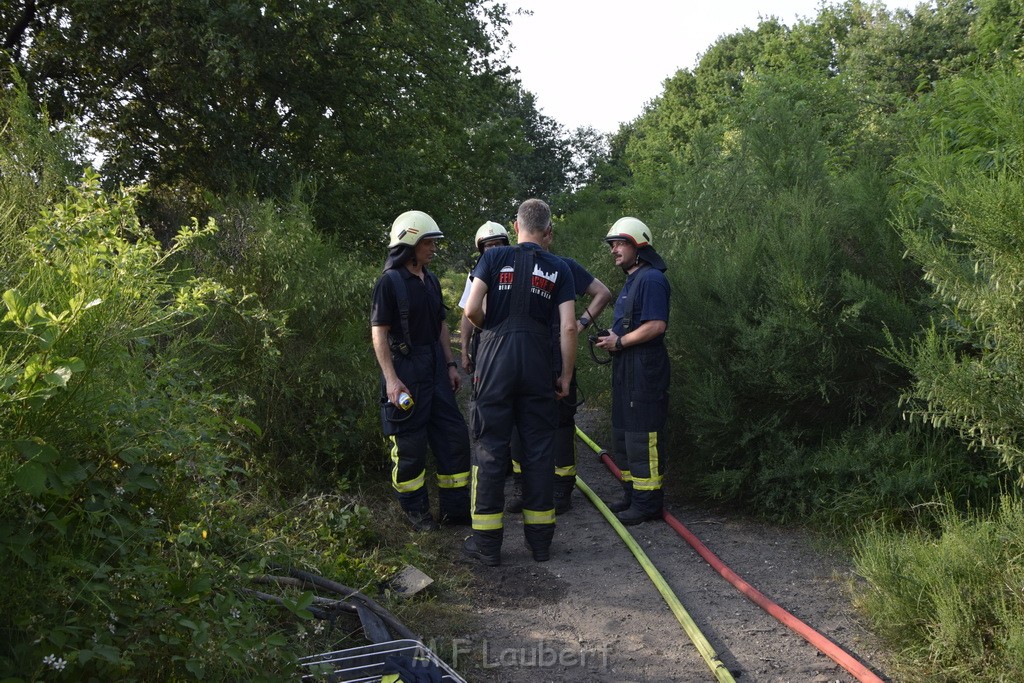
516,198,551,234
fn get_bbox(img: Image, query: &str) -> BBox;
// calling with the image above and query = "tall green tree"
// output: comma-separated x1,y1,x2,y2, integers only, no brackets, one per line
1,0,550,240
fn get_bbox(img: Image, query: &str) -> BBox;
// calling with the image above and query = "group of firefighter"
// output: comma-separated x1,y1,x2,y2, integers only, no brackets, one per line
370,198,671,567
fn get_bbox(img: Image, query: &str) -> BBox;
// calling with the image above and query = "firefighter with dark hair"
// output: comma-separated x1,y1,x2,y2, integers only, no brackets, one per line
461,199,577,566
594,217,671,525
370,210,471,532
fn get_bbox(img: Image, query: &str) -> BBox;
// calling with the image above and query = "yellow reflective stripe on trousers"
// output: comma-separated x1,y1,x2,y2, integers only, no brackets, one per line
555,464,577,477
389,436,425,493
470,464,503,530
523,508,556,525
511,459,522,474
633,432,663,490
472,512,503,530
437,471,469,488
632,474,663,490
621,469,633,483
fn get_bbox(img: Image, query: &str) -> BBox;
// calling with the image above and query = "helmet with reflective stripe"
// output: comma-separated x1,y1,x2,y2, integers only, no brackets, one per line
475,221,510,252
388,210,444,248
604,216,652,248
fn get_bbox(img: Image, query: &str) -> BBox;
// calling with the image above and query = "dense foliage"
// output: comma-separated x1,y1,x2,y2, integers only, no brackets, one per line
4,0,1024,679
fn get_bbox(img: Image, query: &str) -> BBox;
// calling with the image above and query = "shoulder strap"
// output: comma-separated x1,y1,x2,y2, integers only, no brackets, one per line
385,269,412,347
622,264,651,333
511,246,535,318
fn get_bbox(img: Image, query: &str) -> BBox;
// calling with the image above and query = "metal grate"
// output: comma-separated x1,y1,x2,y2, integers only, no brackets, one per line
299,639,467,683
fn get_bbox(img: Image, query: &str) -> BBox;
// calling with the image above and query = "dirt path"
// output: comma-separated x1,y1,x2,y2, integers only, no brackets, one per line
433,404,892,682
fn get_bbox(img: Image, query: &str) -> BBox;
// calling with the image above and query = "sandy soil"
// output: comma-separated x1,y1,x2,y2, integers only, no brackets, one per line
430,404,892,683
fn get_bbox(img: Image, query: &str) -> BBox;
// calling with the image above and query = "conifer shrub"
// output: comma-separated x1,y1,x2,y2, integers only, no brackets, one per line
561,71,941,519
894,65,1024,482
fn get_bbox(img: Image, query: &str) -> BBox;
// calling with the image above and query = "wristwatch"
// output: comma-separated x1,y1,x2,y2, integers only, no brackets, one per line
446,361,458,368
579,316,590,328
615,336,624,351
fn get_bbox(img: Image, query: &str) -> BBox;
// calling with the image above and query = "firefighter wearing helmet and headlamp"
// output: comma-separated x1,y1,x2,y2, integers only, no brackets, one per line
594,217,671,525
370,210,471,532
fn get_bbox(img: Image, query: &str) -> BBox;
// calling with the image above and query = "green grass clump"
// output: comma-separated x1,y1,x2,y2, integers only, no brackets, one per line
854,494,1024,682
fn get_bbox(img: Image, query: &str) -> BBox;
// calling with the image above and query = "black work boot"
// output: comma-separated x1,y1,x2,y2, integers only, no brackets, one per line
553,479,574,514
461,535,500,567
616,489,663,526
404,509,439,532
505,474,524,513
525,539,550,562
616,507,662,526
523,520,554,563
439,487,471,525
439,510,470,526
607,483,632,513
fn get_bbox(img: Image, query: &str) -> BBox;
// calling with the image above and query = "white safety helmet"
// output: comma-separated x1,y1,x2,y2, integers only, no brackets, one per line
475,221,510,252
388,210,444,248
604,217,653,248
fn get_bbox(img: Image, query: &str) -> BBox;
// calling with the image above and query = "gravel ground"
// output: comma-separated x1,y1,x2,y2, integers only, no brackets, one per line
429,404,893,683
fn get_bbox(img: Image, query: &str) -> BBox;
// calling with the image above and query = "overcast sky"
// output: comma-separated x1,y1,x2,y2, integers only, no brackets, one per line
503,0,929,134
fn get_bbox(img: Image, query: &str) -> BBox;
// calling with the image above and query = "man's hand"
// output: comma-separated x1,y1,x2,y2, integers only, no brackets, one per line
449,365,461,392
555,374,571,399
595,331,620,352
385,378,410,405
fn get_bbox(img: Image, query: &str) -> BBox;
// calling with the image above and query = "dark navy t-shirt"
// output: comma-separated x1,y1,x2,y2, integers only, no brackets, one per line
370,267,445,346
471,243,575,331
562,257,595,299
612,266,670,337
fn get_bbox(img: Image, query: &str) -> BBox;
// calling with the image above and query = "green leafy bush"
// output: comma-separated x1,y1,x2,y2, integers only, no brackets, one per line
645,72,925,509
0,124,392,679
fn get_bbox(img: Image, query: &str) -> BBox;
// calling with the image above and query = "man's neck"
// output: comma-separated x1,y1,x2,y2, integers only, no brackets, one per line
405,261,425,277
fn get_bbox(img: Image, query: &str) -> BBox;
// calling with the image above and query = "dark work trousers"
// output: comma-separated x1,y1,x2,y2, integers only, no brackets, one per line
511,369,578,498
470,258,558,554
610,337,670,515
380,341,470,520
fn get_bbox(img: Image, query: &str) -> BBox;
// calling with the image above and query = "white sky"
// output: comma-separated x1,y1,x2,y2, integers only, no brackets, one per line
503,0,928,134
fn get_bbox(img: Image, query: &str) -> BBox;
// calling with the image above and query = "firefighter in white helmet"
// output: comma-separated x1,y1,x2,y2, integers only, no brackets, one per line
370,210,471,531
594,217,671,525
458,221,511,374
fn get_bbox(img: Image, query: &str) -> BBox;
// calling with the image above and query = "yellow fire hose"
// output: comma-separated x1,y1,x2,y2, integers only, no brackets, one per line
574,474,736,683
